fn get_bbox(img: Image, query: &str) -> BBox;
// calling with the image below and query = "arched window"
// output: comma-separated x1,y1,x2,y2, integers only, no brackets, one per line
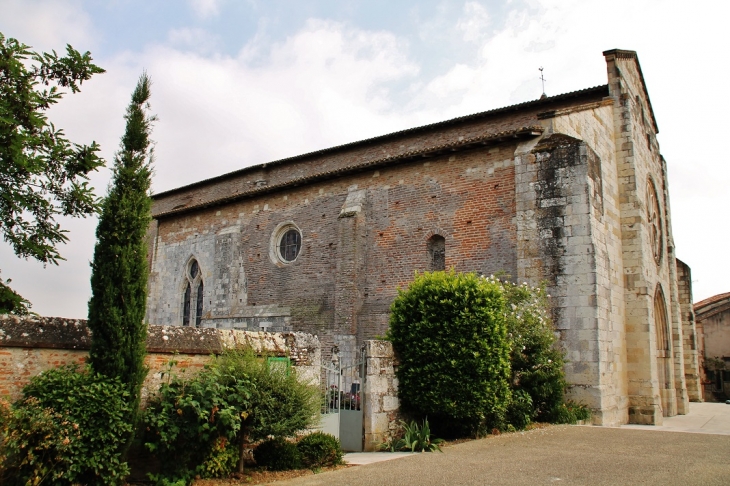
654,285,670,389
182,258,204,327
428,235,446,271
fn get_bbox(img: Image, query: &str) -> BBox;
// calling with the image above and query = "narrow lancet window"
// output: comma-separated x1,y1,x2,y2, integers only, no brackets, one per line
428,235,446,271
196,281,204,328
183,283,191,327
183,258,204,327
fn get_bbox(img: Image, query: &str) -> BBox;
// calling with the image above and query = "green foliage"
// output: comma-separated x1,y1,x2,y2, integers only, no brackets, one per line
143,359,252,485
500,279,567,425
384,419,444,452
198,438,240,479
87,73,154,447
505,389,533,431
216,349,320,442
297,432,344,468
144,349,319,484
0,32,104,302
551,400,591,424
387,271,512,436
0,272,31,315
254,437,301,471
0,366,132,485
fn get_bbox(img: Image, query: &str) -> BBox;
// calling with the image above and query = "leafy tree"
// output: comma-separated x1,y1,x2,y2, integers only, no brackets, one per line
0,32,105,312
0,272,31,315
387,271,512,437
86,73,154,446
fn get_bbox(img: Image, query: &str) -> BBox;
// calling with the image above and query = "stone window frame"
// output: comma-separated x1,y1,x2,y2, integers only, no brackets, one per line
269,221,303,267
182,256,204,328
654,284,671,389
646,176,664,266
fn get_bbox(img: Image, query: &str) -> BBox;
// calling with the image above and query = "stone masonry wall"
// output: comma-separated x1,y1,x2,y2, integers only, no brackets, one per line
547,101,628,424
362,340,402,451
676,259,701,401
0,315,320,403
515,127,626,426
606,50,688,423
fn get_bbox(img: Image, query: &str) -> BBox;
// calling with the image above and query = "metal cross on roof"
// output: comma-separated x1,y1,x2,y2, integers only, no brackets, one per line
539,67,547,97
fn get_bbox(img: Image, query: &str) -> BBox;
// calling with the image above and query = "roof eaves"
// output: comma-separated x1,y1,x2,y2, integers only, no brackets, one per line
153,85,606,200
153,125,544,219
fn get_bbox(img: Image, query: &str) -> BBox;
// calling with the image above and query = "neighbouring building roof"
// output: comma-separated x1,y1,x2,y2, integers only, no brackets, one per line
694,292,730,319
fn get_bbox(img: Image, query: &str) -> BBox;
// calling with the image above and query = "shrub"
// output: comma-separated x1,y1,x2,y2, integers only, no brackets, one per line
388,271,512,437
297,432,344,468
500,279,568,424
0,366,132,485
143,360,252,485
144,349,320,484
254,437,301,471
216,349,320,442
505,389,534,431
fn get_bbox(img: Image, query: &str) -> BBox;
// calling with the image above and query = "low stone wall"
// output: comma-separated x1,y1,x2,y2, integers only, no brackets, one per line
362,340,402,451
0,315,320,403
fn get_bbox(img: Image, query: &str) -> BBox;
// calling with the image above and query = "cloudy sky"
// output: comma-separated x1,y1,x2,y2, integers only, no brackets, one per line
1,0,727,318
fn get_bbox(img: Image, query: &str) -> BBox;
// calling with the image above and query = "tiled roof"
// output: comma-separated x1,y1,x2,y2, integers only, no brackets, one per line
152,85,608,200
694,292,730,315
153,125,544,218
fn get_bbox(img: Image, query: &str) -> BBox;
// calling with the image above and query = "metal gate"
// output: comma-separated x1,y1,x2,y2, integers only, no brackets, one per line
320,351,365,452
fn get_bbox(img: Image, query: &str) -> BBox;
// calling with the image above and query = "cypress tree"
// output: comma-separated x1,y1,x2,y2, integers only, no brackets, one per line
87,73,154,434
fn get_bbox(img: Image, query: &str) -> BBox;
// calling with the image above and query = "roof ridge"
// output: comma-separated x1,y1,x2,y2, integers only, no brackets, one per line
153,85,607,199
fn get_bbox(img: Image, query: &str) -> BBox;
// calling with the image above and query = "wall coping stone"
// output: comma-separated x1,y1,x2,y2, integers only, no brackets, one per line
0,315,319,364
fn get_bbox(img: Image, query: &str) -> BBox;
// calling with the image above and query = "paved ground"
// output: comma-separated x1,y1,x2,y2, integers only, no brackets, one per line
278,402,730,485
621,402,730,435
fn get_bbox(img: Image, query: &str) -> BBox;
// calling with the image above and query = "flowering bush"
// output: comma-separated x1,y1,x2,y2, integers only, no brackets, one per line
497,277,568,424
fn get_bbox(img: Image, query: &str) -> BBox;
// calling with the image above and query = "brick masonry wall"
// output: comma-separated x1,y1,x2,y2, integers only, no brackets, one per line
148,141,523,363
0,315,321,403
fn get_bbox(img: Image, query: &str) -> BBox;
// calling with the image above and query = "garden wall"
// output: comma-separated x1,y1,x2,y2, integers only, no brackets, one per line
0,315,321,404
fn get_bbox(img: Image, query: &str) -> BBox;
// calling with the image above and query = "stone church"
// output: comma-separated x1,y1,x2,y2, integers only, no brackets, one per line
145,49,701,426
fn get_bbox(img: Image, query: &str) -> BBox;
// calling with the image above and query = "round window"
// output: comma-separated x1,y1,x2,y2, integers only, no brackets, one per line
279,228,302,262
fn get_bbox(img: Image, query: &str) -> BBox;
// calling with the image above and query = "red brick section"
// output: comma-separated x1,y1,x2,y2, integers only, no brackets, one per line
152,139,519,343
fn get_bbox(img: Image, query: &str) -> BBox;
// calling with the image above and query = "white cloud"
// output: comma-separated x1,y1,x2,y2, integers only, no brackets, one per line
0,0,96,51
167,27,222,54
457,1,491,43
188,0,223,19
2,0,729,317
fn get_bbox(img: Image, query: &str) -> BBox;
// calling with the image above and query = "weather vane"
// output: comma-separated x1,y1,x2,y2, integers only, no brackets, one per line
539,67,546,98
